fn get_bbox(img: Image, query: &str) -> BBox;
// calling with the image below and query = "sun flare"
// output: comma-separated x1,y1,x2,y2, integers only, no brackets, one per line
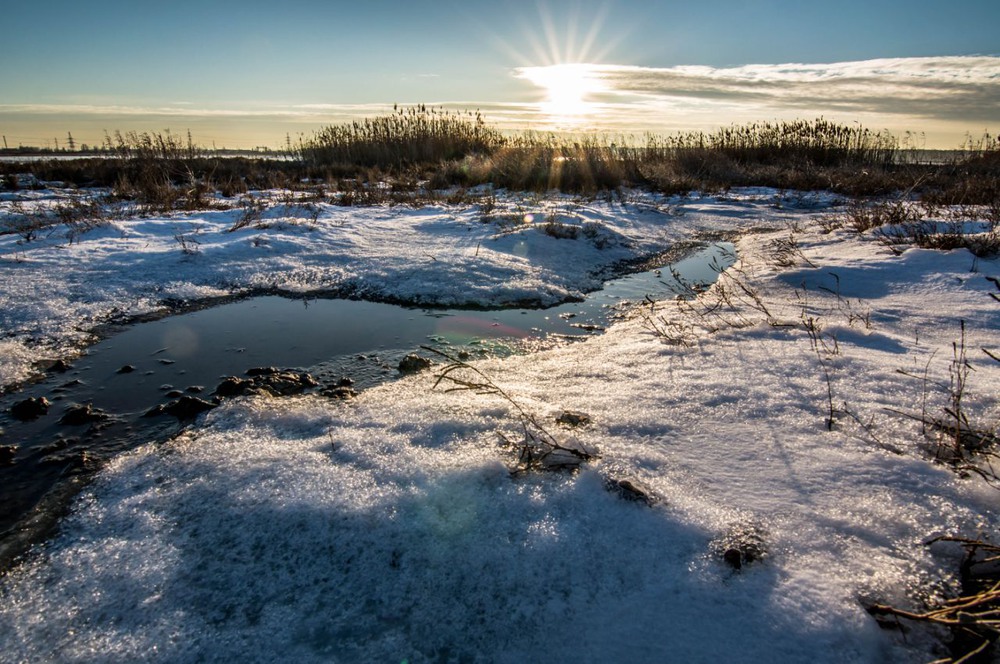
517,63,606,124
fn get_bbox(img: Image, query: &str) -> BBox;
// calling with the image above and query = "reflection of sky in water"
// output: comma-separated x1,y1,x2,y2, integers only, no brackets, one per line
2,242,734,424
161,325,200,359
436,317,530,344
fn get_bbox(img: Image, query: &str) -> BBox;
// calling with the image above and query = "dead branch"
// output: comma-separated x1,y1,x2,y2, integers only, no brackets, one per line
422,346,599,472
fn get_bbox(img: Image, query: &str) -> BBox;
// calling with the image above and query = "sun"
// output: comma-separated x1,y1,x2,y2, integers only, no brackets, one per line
491,4,617,128
517,63,607,125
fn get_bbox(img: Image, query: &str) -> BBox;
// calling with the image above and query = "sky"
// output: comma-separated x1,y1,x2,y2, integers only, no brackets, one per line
1,0,998,149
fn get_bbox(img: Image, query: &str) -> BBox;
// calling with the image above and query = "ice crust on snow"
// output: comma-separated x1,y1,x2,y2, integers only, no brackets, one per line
0,188,999,661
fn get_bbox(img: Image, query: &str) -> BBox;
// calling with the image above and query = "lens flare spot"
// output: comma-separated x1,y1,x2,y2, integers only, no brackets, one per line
436,316,530,344
160,326,200,359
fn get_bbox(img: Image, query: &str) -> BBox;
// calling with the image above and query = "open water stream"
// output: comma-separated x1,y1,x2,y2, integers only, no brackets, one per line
0,242,733,571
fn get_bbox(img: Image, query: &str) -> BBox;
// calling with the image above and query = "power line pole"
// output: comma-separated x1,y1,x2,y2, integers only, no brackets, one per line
67,132,76,151
2,136,7,150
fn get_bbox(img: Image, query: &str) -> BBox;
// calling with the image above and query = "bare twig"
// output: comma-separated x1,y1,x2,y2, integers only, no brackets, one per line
948,321,973,461
422,346,599,471
839,405,903,455
986,276,1000,303
641,297,697,346
804,316,837,431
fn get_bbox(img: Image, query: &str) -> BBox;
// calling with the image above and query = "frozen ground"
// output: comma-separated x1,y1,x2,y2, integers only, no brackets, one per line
0,187,998,662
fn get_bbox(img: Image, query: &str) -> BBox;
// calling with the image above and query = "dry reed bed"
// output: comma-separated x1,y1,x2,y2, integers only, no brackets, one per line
1,109,997,213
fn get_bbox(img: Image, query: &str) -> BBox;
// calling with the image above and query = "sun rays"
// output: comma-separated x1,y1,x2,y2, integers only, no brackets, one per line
488,3,622,129
515,63,607,124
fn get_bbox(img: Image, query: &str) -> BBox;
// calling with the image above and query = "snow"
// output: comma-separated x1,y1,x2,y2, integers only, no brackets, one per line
1,186,999,662
0,188,806,384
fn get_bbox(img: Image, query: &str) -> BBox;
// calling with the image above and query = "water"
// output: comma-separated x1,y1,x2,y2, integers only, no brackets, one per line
0,151,288,163
0,242,733,570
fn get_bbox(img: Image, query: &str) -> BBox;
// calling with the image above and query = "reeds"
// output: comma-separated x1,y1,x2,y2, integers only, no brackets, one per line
299,113,902,194
300,106,505,170
3,111,997,203
654,118,898,167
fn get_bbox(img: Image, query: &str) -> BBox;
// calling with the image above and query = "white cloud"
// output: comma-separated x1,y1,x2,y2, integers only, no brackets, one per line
4,57,996,149
0,104,321,119
515,56,1000,123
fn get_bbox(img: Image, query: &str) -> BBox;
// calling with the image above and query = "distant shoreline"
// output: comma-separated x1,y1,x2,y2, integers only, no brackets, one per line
0,148,968,165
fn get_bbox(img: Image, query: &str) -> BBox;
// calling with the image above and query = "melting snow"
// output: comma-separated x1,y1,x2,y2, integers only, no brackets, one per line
0,187,998,662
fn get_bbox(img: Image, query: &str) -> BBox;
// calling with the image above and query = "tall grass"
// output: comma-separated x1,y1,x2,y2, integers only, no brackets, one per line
2,132,307,210
297,112,909,195
103,130,197,206
3,110,997,203
299,112,903,194
300,106,505,169
913,131,1000,206
651,118,898,167
474,134,644,193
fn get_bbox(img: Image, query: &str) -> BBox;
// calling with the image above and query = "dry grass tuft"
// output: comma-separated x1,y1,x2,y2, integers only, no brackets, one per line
868,536,1000,664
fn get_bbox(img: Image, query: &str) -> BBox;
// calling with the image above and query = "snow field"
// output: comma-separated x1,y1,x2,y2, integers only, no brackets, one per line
0,189,998,661
0,188,824,388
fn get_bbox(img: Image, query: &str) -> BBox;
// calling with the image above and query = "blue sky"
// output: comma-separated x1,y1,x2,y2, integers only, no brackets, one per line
2,0,998,148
